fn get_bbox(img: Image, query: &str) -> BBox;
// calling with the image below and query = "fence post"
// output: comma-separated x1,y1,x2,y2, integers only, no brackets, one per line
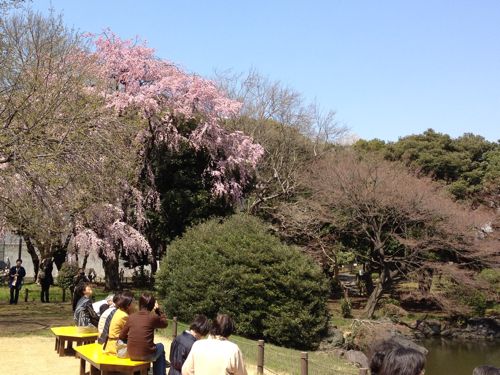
300,352,308,375
257,340,265,374
172,316,178,339
359,369,369,375
24,288,29,302
62,288,66,303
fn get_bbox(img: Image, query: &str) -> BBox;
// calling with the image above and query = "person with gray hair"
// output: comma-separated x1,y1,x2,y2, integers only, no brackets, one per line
473,366,500,375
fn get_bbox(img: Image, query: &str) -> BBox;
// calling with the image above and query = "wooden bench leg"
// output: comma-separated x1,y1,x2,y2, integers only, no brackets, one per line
90,365,99,375
80,359,86,375
58,338,65,356
55,337,59,351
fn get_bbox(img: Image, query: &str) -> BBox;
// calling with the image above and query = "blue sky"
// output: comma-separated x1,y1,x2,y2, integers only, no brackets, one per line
31,1,500,142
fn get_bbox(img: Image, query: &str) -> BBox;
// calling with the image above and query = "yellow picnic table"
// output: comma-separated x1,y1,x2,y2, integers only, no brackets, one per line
51,326,99,357
75,343,150,375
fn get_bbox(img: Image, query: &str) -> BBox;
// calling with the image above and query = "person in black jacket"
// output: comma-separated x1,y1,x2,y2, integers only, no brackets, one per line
169,314,210,375
9,259,26,304
38,257,54,303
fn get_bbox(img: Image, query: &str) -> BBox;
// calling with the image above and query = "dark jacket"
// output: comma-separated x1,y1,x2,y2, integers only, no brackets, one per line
74,296,99,327
38,259,54,286
9,266,26,288
169,331,197,375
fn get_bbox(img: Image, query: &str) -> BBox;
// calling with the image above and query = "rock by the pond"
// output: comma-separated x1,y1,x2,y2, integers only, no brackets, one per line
345,350,369,368
416,320,442,337
391,335,428,355
418,317,500,340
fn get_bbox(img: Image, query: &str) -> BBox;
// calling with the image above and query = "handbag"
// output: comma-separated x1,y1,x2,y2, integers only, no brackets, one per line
116,339,128,358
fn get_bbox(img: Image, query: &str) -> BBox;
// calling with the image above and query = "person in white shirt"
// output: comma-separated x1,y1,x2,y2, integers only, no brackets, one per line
97,294,117,334
182,314,247,375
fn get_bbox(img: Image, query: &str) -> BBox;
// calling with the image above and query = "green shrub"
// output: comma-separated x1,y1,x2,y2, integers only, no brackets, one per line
156,214,330,350
132,265,152,288
57,262,79,290
478,268,500,292
340,298,352,318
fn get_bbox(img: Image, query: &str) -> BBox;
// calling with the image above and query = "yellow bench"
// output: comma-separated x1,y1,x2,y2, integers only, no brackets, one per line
50,326,99,357
75,343,151,375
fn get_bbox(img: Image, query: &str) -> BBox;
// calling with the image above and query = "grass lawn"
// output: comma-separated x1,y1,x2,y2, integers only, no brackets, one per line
0,285,358,375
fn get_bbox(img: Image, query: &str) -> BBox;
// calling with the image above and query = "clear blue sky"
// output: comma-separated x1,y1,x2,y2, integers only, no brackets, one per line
31,0,500,142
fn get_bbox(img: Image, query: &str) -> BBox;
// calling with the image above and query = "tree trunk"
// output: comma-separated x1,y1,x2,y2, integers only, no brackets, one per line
24,237,39,280
363,280,384,318
82,254,89,270
102,255,121,291
363,266,390,318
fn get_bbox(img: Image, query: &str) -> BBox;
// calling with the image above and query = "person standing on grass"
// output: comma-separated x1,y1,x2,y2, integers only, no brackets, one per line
182,314,247,375
120,293,168,375
169,315,210,375
73,282,99,331
104,291,135,355
38,257,54,303
9,259,26,304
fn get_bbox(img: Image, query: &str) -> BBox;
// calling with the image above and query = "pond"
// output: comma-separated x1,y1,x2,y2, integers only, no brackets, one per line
423,338,500,375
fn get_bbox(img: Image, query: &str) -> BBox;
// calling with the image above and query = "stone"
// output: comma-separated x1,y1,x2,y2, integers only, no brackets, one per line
345,350,369,368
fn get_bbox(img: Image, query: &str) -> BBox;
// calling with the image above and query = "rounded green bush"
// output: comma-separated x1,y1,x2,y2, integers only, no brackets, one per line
156,214,329,350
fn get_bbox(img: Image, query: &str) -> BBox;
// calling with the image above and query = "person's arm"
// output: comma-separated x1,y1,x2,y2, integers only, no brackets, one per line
119,319,130,341
19,267,26,278
181,349,195,375
9,267,15,277
86,301,100,326
152,303,168,329
230,347,248,375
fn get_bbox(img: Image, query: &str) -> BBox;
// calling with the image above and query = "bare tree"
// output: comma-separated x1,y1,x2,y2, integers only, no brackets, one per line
275,150,498,317
216,69,348,212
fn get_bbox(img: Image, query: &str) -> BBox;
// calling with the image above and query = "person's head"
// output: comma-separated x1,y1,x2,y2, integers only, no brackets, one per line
105,294,114,305
112,292,121,306
210,314,235,338
72,282,92,311
77,268,84,275
473,366,500,375
16,259,22,267
370,340,403,375
189,314,210,337
379,347,426,375
115,291,134,313
139,292,156,311
82,283,93,297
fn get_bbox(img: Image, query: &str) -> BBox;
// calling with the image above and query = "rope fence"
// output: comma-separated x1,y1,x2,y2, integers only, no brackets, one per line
169,316,368,375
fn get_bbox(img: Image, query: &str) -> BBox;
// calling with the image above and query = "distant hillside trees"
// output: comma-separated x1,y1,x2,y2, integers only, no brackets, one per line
354,129,500,207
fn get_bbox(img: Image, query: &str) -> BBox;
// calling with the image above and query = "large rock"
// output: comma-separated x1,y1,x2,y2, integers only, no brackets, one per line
416,320,442,337
350,319,428,357
390,336,428,355
345,350,369,368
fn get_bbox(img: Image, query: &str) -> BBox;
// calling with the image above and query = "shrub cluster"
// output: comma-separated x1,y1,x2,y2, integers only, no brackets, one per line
156,214,329,350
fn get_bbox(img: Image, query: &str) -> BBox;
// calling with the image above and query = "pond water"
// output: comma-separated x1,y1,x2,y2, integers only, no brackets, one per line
423,339,500,375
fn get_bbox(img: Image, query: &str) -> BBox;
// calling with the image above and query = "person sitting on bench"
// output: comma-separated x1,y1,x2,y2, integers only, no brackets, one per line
120,293,168,375
104,291,135,355
73,283,99,331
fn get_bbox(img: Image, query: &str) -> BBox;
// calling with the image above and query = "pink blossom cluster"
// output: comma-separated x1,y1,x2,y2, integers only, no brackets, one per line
92,32,264,201
72,203,152,261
